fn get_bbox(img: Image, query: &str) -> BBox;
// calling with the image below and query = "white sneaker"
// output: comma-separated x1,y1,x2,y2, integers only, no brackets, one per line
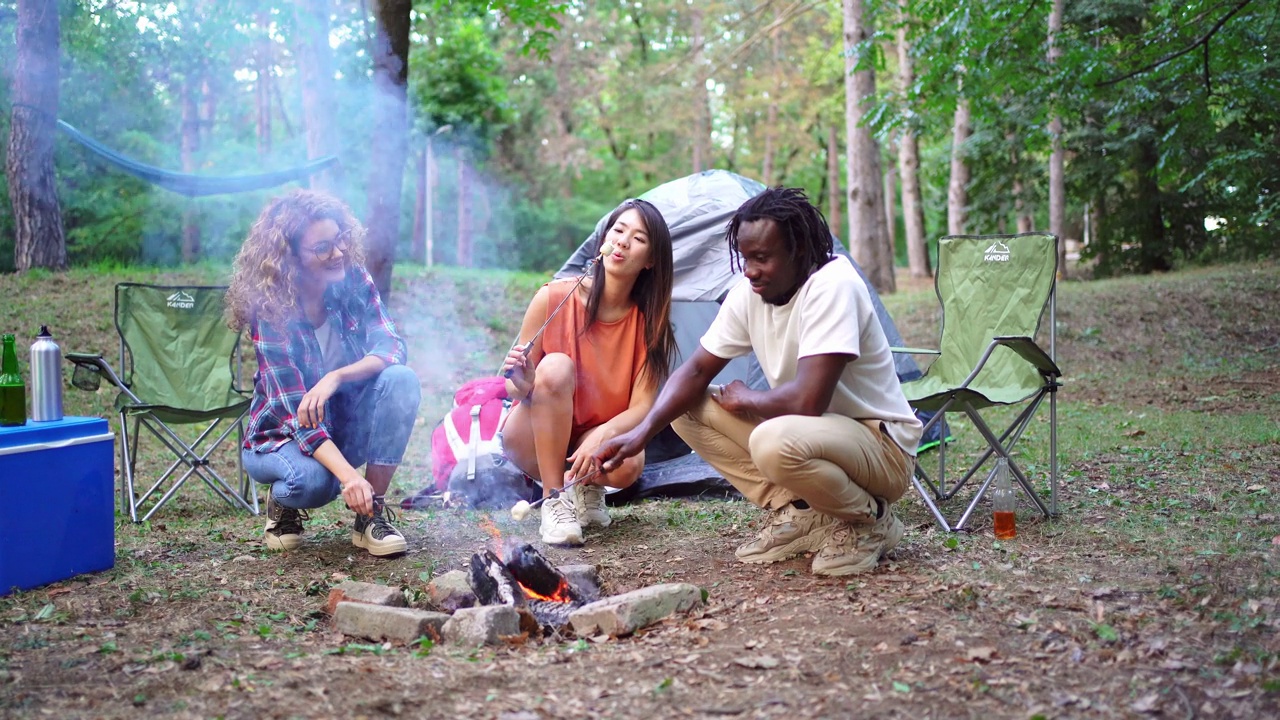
572,483,612,528
540,496,584,546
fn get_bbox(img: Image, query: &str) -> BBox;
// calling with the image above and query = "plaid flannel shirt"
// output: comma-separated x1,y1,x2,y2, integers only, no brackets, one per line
244,266,408,456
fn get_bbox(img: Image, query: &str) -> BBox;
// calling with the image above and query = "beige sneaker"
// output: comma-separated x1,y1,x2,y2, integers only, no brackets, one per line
264,496,307,551
811,500,904,577
572,483,611,528
735,503,837,564
351,496,408,557
540,495,584,546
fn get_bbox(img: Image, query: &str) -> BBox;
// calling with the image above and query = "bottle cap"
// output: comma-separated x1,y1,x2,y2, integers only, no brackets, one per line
38,326,51,338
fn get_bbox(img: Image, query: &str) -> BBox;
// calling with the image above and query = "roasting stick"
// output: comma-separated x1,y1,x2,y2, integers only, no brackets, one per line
510,468,602,521
501,241,614,380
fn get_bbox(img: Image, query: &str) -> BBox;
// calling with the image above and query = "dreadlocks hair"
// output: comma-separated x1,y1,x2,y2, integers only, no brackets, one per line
725,186,835,278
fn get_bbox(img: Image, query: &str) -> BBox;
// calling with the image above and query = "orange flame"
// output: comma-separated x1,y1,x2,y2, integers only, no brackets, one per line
476,513,574,605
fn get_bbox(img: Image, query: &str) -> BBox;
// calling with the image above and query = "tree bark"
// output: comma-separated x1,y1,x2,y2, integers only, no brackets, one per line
1048,0,1066,276
180,76,201,262
1134,139,1169,272
364,0,412,296
842,0,894,293
826,122,841,233
1011,133,1033,233
255,10,272,158
883,139,897,269
293,0,341,193
457,146,471,267
691,8,709,174
6,0,67,271
947,95,970,236
895,7,930,278
762,27,780,185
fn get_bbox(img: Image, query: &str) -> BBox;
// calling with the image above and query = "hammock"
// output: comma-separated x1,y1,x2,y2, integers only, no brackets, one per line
57,120,339,198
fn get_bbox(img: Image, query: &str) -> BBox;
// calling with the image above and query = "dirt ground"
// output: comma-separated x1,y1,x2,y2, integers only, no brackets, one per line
1,262,1277,719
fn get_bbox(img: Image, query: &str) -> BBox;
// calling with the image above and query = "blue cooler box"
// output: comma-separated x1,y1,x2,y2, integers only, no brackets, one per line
0,416,115,595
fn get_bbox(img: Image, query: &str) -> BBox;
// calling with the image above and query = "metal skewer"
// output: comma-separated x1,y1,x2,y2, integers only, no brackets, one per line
502,242,614,379
510,468,602,521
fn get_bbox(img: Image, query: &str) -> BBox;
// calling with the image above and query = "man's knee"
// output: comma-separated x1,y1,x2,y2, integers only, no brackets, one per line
533,353,575,396
747,417,806,469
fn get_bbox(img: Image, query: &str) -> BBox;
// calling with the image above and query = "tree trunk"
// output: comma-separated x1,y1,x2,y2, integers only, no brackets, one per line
1134,139,1169,272
411,145,426,264
255,10,272,158
896,9,930,278
947,95,970,236
883,139,897,269
364,0,412,296
1048,0,1066,277
180,76,201,262
842,0,894,293
294,0,341,193
826,122,841,234
691,8,708,174
457,146,471,267
6,0,67,271
762,27,780,185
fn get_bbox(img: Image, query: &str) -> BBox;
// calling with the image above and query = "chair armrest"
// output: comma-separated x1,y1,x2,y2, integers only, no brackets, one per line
993,336,1061,377
890,346,942,356
65,352,141,402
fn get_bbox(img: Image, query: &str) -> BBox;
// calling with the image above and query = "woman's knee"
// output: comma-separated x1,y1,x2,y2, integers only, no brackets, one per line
534,353,575,396
245,448,339,509
598,451,645,489
376,364,422,406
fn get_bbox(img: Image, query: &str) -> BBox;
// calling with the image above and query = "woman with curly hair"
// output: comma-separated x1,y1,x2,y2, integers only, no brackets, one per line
501,198,676,546
226,189,420,556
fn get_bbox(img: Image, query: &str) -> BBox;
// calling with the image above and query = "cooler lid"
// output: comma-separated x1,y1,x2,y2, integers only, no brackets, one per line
0,416,111,449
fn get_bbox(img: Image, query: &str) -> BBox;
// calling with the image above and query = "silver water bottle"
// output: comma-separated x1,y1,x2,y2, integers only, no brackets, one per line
30,325,64,422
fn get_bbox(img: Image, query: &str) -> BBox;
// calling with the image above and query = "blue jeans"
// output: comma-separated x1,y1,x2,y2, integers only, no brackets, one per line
243,365,421,510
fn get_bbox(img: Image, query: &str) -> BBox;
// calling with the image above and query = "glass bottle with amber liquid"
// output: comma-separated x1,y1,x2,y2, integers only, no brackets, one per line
1,333,27,427
992,456,1016,539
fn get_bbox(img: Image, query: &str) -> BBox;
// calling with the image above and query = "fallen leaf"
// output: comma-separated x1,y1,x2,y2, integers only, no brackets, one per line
965,646,998,662
1130,693,1159,713
733,655,779,669
1122,429,1145,438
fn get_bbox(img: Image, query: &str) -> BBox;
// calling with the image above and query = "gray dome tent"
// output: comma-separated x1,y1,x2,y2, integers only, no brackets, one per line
556,170,938,501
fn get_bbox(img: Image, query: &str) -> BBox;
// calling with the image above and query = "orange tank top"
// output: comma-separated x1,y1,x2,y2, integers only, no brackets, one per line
539,279,647,440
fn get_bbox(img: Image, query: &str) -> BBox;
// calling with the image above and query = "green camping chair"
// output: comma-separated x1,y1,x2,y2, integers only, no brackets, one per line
899,233,1063,532
67,284,257,523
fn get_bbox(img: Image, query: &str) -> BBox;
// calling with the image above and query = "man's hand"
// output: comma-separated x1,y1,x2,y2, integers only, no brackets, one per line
298,373,342,429
593,428,648,474
712,379,754,417
503,344,534,400
341,474,375,516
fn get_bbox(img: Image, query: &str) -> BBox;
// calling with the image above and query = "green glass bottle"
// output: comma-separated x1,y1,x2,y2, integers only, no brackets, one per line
1,333,27,427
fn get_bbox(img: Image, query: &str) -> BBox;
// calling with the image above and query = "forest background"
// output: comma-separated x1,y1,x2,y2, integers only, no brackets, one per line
1,0,1277,288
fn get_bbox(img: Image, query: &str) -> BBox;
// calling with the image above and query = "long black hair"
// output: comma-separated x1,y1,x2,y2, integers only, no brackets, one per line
583,198,678,380
725,186,834,279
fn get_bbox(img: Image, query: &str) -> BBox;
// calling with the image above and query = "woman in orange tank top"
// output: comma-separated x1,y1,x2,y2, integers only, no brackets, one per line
502,199,676,546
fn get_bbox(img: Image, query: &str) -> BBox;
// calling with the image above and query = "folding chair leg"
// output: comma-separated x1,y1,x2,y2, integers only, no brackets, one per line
966,408,1052,518
119,411,140,523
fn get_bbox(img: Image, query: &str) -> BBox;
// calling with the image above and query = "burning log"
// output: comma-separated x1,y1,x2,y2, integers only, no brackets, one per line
467,542,592,630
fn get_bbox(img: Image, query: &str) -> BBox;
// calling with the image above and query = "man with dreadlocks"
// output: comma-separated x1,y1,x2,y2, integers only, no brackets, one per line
594,186,921,576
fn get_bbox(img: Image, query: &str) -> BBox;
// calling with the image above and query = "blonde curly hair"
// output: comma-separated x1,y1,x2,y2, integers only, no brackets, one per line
226,189,366,329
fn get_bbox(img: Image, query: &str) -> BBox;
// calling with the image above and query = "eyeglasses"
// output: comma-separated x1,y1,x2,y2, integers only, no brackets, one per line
305,234,351,262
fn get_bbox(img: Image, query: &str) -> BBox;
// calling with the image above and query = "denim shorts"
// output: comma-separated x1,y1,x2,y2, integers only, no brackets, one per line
243,364,421,510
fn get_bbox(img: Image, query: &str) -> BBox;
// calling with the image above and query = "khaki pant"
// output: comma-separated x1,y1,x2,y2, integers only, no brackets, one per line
672,394,914,522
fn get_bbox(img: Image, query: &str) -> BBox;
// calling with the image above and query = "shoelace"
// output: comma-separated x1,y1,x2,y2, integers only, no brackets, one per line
549,498,578,525
368,500,400,540
273,507,310,536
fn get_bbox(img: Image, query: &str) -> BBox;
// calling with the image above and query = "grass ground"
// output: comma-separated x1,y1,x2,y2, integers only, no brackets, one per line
0,260,1277,719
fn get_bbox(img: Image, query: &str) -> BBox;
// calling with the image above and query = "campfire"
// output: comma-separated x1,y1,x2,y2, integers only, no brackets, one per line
470,519,597,629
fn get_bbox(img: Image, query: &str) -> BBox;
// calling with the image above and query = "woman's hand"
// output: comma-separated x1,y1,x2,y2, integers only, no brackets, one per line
566,425,610,485
298,372,342,429
340,474,375,516
503,344,534,400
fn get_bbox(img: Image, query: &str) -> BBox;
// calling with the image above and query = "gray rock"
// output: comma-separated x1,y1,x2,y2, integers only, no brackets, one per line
426,569,476,612
333,602,450,644
442,605,522,646
557,564,601,599
325,580,406,615
568,583,704,637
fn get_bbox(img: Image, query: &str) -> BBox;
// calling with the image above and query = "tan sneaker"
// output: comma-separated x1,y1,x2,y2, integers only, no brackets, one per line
811,500,904,576
572,483,611,528
264,496,307,551
540,495,584,546
734,504,837,564
352,496,408,557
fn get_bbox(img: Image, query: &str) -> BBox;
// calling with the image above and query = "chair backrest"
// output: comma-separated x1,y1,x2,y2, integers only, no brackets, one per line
928,233,1058,395
115,284,245,413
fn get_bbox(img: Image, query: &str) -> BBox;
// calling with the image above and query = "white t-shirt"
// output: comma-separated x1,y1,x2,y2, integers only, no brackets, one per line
313,319,347,374
700,255,923,455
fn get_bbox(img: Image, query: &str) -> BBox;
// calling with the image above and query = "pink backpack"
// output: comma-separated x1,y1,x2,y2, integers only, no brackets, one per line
429,376,513,491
